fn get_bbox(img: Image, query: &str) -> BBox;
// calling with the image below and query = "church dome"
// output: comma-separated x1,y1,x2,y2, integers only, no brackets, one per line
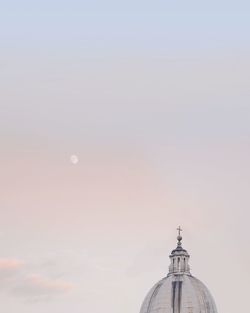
140,228,218,313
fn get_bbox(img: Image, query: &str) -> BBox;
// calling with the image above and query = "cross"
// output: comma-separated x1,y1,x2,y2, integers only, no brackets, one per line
177,226,183,237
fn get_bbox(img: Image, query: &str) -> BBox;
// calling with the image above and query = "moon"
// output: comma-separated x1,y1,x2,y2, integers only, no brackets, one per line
70,155,79,165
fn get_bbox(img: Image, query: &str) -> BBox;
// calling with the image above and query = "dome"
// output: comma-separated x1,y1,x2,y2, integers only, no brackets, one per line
140,228,218,313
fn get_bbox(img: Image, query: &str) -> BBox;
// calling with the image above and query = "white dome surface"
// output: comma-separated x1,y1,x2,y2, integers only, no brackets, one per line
140,274,217,313
139,229,218,313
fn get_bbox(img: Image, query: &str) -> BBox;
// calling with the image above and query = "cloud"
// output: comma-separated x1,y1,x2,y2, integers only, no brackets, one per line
0,258,24,282
0,258,24,270
0,258,73,301
12,274,73,300
28,274,73,292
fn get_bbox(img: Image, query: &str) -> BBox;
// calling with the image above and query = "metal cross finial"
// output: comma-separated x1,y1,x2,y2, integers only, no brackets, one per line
177,226,183,237
176,226,183,247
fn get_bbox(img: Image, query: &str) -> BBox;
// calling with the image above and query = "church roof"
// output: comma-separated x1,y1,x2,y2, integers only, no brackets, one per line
139,228,218,313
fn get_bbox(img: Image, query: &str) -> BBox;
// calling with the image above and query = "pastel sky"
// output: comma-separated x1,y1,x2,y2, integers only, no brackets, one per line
1,1,250,312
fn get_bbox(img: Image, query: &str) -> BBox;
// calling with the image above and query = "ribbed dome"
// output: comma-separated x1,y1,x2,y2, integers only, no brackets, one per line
140,228,218,313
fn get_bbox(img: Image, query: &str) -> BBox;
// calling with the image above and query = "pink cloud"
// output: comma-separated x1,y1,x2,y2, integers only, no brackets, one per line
0,258,25,287
0,259,24,270
0,258,73,300
11,274,74,299
27,274,73,293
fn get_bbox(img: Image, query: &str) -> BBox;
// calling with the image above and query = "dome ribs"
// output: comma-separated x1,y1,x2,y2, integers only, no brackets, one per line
146,280,164,313
172,280,183,313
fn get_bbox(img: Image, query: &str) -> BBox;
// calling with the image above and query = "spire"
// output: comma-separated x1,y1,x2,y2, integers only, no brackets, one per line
176,226,183,248
168,227,190,275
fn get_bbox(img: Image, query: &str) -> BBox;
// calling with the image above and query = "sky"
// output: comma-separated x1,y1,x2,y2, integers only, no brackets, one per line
0,1,250,312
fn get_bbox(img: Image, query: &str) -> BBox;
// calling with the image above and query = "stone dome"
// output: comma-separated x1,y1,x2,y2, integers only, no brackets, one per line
140,228,218,313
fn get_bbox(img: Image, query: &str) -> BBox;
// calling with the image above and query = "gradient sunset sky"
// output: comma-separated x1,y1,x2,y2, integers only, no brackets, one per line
1,1,250,312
